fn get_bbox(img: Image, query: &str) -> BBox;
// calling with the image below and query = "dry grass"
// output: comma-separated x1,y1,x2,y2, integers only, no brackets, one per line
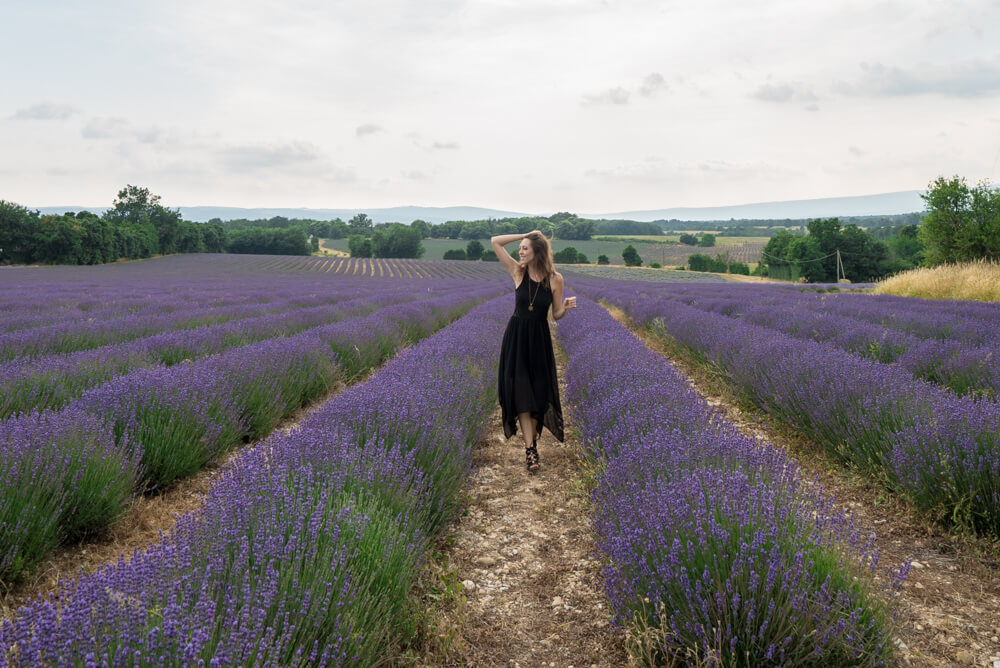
873,260,1000,301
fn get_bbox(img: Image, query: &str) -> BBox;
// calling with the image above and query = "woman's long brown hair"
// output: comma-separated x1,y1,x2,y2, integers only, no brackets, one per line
523,231,555,288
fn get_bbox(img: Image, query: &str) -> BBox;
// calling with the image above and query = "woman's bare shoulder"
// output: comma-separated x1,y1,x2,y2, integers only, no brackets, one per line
551,271,564,284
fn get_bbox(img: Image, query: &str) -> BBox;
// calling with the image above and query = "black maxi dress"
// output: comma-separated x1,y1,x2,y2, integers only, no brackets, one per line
498,274,565,442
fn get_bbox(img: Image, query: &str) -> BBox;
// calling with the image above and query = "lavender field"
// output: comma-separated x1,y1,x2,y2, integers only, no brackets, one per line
2,255,998,665
573,276,1000,537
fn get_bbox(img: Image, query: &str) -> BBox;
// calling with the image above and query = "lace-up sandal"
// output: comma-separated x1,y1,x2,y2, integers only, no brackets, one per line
525,437,540,471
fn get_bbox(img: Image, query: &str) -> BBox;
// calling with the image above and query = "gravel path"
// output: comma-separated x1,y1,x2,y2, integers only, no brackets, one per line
411,350,625,667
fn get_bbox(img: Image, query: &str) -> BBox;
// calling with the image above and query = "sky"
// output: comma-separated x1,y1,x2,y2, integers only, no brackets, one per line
2,0,1000,215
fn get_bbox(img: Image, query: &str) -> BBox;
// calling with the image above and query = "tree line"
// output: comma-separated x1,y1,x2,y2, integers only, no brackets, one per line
1,186,314,265
757,176,997,282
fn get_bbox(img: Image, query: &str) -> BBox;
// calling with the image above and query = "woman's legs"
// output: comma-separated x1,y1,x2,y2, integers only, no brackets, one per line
516,412,539,447
517,412,540,470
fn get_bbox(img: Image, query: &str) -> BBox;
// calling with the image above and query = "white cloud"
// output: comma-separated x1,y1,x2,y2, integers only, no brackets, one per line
752,81,818,103
836,56,1000,98
11,102,79,121
581,87,630,107
216,141,324,171
356,123,384,138
81,117,130,139
639,72,668,96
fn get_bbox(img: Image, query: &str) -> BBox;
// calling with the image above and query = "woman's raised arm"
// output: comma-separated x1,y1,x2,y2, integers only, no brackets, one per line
491,233,525,277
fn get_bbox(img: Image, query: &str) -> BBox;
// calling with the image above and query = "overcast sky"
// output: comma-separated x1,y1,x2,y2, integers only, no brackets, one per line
3,0,999,214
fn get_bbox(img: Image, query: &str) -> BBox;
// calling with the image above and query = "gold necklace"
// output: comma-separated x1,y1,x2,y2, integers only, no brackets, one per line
527,274,541,311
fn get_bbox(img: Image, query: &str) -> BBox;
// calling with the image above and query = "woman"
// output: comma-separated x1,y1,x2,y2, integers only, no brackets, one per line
491,230,577,471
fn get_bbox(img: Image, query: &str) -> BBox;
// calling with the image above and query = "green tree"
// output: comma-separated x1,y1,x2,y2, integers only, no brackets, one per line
885,225,924,270
553,246,580,263
201,223,228,252
788,236,825,282
0,201,39,263
678,233,698,245
410,219,431,238
443,249,467,260
433,220,465,239
465,239,484,260
920,176,1000,264
460,220,492,240
697,233,716,247
839,224,888,281
622,245,642,266
371,224,424,258
348,213,373,234
553,217,596,240
348,234,373,258
597,254,609,265
688,253,711,272
105,184,184,256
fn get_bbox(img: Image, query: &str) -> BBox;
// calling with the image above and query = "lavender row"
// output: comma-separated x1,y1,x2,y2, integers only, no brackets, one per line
0,279,418,363
591,279,1000,347
558,297,905,666
0,287,500,585
585,279,1000,397
0,298,310,363
0,290,278,335
0,296,509,666
0,285,476,419
582,281,1000,537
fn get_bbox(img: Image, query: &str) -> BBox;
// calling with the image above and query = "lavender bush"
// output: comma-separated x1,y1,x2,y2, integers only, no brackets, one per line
558,297,906,666
0,288,471,419
0,296,509,666
0,283,500,587
577,279,1000,536
0,410,138,583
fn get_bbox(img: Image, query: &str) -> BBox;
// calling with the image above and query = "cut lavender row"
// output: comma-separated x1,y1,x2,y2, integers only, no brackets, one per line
0,287,500,585
582,281,1000,537
558,298,905,666
0,286,474,419
0,296,509,666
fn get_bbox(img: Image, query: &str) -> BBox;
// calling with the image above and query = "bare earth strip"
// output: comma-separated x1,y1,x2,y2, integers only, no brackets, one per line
603,303,1000,668
410,349,625,667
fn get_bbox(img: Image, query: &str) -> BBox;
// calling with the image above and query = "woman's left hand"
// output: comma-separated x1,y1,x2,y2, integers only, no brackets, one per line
563,296,577,310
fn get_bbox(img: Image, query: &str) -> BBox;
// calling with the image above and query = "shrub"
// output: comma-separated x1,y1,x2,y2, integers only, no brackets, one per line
622,245,642,266
465,240,484,261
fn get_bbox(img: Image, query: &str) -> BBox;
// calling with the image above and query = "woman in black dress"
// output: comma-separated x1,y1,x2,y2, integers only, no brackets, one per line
491,230,577,471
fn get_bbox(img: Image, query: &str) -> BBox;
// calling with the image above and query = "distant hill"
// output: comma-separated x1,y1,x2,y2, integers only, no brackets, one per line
591,190,924,222
33,190,925,225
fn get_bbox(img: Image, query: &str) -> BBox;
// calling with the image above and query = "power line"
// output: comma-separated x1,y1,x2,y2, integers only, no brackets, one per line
760,249,839,265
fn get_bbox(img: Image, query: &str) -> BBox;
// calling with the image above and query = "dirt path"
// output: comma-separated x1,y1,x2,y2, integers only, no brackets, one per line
603,304,1000,668
411,351,625,667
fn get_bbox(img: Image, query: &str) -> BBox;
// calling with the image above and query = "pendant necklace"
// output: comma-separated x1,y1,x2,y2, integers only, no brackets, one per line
527,275,541,311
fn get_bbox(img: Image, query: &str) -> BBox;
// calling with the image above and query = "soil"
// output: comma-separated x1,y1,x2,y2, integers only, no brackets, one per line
603,303,1000,668
406,347,626,667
